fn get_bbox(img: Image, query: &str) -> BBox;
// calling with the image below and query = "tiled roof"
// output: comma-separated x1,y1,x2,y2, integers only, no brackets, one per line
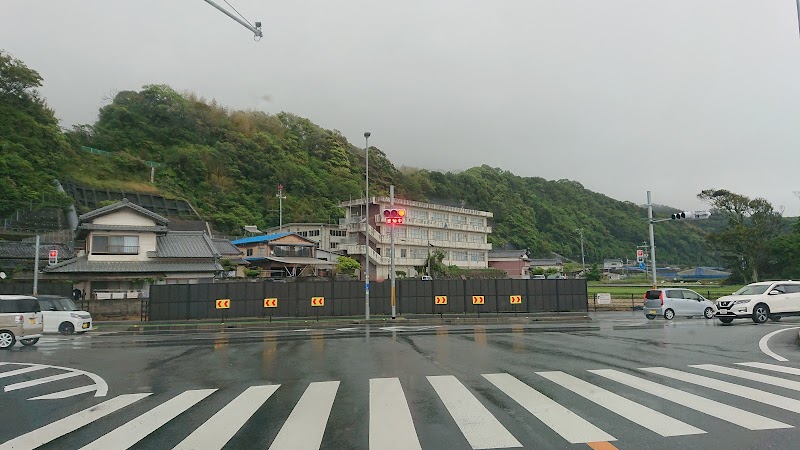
212,238,243,256
153,232,220,258
78,198,169,225
488,250,529,259
45,256,222,273
0,242,74,259
529,259,563,266
231,232,291,245
78,224,169,233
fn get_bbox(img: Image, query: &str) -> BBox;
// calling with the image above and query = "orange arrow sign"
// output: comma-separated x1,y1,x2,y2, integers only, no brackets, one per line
510,295,522,304
216,299,230,309
435,296,447,305
264,298,278,308
311,297,325,307
472,295,485,305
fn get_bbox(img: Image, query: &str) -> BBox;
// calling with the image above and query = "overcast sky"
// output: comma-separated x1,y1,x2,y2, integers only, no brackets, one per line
3,0,799,215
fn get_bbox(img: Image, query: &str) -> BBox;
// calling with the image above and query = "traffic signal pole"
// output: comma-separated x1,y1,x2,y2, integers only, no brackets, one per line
390,185,396,319
647,191,657,289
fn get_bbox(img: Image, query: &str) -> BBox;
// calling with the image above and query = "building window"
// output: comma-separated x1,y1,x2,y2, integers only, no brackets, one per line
452,251,468,261
409,227,428,240
330,242,338,249
272,245,311,257
409,209,428,221
469,234,484,243
452,232,467,242
451,215,467,225
308,230,320,237
431,230,448,241
401,249,407,257
91,235,139,255
431,212,448,223
246,248,254,256
330,230,347,237
470,251,485,262
298,231,308,237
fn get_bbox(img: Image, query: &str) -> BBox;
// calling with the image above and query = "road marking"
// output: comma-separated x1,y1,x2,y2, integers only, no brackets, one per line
590,369,791,430
0,362,109,397
4,371,81,391
587,442,619,450
0,393,150,450
79,389,216,450
642,366,800,414
483,373,616,443
336,328,360,332
293,329,312,332
174,385,280,450
692,364,800,392
536,371,703,437
31,385,99,400
370,377,422,450
758,327,800,362
269,381,340,450
427,375,522,449
0,365,47,379
737,362,800,376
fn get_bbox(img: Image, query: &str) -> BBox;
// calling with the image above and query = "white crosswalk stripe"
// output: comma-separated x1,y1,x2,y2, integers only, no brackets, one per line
79,389,216,450
174,385,280,450
428,375,522,449
483,373,616,444
736,362,800,376
370,378,422,450
0,393,150,450
269,381,340,450
691,364,800,392
591,368,792,430
537,371,705,437
642,366,800,414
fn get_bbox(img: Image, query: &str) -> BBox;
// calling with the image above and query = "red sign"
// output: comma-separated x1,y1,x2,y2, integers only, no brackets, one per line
311,297,325,306
637,249,644,258
215,299,230,309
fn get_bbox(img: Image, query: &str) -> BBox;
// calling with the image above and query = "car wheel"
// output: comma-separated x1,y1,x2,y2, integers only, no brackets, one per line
645,314,656,320
0,331,16,349
59,322,75,335
718,317,734,324
20,337,39,346
703,308,714,319
664,309,675,320
752,304,769,324
770,315,782,322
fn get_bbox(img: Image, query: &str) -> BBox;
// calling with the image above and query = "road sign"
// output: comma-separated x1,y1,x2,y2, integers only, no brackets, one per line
435,296,447,305
215,299,230,309
264,298,278,308
596,293,611,305
472,295,485,305
639,262,645,270
636,249,643,258
311,297,325,307
510,295,522,304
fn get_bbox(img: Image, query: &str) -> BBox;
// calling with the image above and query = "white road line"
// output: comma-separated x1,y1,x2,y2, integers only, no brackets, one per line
483,373,616,443
269,381,340,450
0,362,108,397
737,362,800,376
174,385,280,450
692,364,800,392
370,378,422,450
0,393,150,450
590,369,791,430
537,371,704,437
758,327,800,362
30,385,98,400
79,389,216,450
427,375,522,449
0,365,47,379
4,371,81,391
642,366,800,414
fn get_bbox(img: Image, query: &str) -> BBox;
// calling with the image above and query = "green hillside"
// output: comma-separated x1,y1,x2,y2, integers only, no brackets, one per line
2,50,716,266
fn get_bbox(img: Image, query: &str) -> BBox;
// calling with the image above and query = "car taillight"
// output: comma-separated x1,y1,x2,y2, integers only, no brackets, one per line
660,291,665,306
14,314,23,324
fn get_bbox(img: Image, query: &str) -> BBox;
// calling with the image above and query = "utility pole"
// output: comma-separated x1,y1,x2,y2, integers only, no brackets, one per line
647,191,657,288
390,185,396,320
576,228,586,276
276,184,286,231
364,132,371,321
33,235,40,295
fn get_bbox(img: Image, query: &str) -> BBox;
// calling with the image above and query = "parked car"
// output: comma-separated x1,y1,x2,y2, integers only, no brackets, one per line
715,281,800,324
643,288,716,320
531,274,546,280
34,295,92,334
0,295,44,349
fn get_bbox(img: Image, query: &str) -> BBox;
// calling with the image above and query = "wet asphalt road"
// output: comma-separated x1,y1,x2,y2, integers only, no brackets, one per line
3,312,800,449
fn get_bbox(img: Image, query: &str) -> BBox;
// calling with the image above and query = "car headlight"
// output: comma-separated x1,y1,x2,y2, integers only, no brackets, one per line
733,300,751,305
70,313,81,319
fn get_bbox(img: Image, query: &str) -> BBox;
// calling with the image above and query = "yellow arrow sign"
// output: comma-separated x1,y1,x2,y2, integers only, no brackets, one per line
435,296,448,305
472,295,485,305
510,295,522,304
215,299,230,309
264,298,278,308
311,297,325,307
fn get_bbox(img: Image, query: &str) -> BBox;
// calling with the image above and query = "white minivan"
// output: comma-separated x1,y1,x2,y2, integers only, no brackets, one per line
34,295,92,334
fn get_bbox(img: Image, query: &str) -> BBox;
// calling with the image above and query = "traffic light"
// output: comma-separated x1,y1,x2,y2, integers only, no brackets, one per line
48,249,58,265
383,209,406,225
671,210,712,220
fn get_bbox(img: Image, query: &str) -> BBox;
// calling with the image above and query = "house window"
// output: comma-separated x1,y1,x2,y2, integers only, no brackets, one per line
330,242,338,249
452,251,468,261
431,212,448,223
452,232,467,242
401,249,407,258
246,248,254,256
330,230,347,237
469,234,484,243
451,215,467,225
91,235,139,255
470,251,485,262
469,217,484,226
409,209,428,221
409,228,428,240
308,230,320,237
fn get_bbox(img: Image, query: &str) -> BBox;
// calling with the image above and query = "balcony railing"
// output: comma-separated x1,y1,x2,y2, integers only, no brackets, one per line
92,245,139,255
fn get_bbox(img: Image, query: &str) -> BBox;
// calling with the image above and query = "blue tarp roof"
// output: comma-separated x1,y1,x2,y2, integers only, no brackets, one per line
231,232,290,245
678,267,731,279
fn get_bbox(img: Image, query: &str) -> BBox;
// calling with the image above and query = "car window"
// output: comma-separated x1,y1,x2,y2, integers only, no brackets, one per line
772,285,788,294
38,298,56,311
0,301,14,314
645,290,662,300
16,299,40,313
683,290,700,300
54,297,78,311
733,285,770,295
784,285,800,294
667,290,684,299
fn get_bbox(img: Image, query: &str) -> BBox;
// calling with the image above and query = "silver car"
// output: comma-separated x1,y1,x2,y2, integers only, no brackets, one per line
643,288,716,320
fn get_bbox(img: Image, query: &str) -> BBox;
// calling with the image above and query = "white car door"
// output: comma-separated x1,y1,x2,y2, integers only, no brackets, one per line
681,290,704,315
768,284,791,313
781,284,800,314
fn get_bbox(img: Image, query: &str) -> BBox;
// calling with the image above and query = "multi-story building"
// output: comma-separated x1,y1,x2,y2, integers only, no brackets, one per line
261,223,348,253
338,197,493,279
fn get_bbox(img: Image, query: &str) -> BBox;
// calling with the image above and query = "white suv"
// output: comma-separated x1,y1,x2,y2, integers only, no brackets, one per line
715,281,800,324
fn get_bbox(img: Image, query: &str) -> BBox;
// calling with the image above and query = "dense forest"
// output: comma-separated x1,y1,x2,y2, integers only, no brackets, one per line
4,50,799,275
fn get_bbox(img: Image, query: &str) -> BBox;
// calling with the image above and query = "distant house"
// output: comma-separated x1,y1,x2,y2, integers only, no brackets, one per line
231,232,335,277
488,249,531,279
528,258,564,272
212,238,249,278
603,259,624,271
0,241,74,274
45,199,222,299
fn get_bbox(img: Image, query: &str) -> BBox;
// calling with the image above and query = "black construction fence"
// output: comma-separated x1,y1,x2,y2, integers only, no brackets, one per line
0,281,73,297
148,278,588,321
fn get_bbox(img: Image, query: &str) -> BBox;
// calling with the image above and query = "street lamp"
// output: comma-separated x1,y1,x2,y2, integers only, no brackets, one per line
364,132,371,321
